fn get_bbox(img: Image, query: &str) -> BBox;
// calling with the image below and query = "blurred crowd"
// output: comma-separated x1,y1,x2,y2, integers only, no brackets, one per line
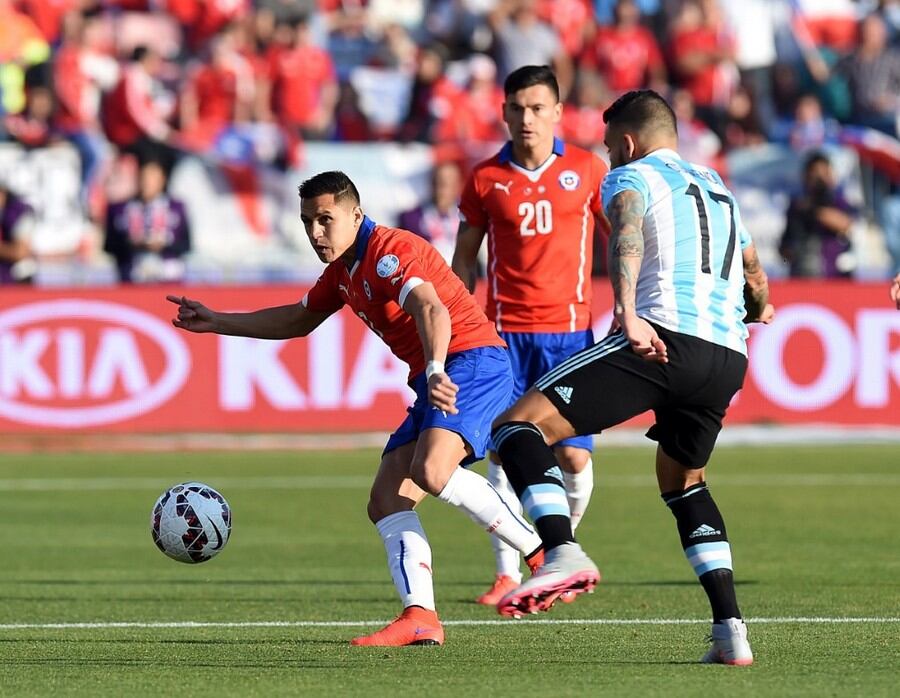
2,0,900,284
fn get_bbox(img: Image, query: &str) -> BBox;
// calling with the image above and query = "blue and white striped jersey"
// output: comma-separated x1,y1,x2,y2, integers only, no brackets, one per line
601,148,752,355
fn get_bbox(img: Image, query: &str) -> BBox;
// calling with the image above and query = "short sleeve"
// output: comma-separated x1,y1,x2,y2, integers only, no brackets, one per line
733,199,753,250
709,170,753,250
301,264,344,314
370,234,432,309
601,165,650,217
458,172,488,229
590,154,608,217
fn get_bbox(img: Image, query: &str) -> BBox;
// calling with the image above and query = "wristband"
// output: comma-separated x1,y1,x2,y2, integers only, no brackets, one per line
425,360,445,380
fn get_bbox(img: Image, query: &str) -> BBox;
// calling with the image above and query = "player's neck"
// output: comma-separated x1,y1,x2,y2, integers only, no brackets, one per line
511,140,555,170
339,235,358,268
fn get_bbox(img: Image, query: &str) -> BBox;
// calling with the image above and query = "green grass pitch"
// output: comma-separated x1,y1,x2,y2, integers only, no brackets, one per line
0,444,897,696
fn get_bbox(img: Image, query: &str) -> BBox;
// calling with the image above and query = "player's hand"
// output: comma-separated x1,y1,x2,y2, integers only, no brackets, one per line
757,303,776,324
428,372,459,415
620,314,668,363
166,295,218,333
891,273,900,309
606,315,621,336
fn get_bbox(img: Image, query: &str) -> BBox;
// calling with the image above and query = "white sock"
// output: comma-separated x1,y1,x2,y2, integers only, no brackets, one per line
563,457,594,532
487,459,523,582
437,467,542,556
375,510,435,611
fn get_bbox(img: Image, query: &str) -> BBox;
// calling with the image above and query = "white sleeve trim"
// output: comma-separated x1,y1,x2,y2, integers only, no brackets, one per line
399,276,425,308
300,293,309,308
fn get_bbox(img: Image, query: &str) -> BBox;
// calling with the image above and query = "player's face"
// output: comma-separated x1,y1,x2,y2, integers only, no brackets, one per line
503,84,562,151
603,124,636,170
300,194,363,263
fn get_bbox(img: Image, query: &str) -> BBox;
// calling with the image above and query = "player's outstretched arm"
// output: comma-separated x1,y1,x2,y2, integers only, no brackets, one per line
741,244,774,324
451,222,486,294
607,190,668,363
402,283,459,414
166,295,333,339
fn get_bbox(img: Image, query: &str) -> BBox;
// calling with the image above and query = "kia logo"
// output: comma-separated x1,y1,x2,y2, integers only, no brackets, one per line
0,300,190,427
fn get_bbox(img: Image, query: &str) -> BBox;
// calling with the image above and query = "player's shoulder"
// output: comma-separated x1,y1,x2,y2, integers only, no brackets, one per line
369,223,433,260
560,142,603,165
469,150,506,180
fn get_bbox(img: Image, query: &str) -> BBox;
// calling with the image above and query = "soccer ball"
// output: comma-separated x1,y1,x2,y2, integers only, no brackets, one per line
151,482,231,563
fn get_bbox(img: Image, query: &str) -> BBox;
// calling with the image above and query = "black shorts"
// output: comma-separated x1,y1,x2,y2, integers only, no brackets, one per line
535,323,748,468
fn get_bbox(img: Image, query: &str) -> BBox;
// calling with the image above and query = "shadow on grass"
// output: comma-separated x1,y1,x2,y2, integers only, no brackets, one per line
2,658,353,669
4,579,382,587
0,637,351,647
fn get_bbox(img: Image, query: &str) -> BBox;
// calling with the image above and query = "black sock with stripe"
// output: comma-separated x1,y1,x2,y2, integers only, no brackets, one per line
492,421,575,550
662,483,741,622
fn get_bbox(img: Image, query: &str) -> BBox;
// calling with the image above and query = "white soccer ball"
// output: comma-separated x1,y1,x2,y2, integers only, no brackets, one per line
151,482,231,563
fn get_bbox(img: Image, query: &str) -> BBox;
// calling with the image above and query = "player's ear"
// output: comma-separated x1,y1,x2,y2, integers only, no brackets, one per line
553,100,563,123
624,134,637,163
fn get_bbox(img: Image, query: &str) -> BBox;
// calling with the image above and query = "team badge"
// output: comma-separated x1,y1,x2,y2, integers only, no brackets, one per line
376,254,400,278
363,279,372,300
558,170,580,191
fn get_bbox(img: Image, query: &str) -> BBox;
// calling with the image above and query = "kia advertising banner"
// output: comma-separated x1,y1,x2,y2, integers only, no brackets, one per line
0,281,897,434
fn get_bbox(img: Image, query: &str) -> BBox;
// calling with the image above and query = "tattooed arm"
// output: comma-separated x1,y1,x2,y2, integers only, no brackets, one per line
607,190,668,362
742,243,775,323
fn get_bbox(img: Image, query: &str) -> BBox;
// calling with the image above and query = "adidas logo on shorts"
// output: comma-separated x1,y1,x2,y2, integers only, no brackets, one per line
554,385,573,404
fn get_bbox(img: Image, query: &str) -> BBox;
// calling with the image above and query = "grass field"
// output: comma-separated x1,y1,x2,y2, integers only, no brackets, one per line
0,444,897,696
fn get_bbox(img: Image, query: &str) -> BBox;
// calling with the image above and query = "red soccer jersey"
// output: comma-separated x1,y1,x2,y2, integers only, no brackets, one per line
458,139,608,333
302,217,504,380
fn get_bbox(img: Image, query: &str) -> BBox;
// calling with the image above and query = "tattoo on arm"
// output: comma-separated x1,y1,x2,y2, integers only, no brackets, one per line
607,191,646,316
742,247,769,322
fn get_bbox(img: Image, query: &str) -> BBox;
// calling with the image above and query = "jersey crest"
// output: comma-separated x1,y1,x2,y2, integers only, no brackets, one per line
376,254,400,278
558,170,581,191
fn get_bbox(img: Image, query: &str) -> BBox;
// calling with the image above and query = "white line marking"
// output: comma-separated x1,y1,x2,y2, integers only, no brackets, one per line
0,473,898,492
0,617,896,630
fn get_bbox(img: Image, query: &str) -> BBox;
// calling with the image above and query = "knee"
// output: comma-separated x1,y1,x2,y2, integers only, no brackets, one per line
366,496,386,524
409,457,451,497
366,489,407,524
556,446,591,473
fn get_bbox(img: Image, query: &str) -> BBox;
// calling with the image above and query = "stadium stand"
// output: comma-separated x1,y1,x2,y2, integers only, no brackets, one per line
0,0,899,285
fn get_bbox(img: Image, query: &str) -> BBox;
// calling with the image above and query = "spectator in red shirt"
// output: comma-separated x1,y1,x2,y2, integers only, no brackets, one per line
559,68,610,150
583,0,666,95
537,0,593,59
669,0,738,137
103,46,175,154
166,0,251,53
265,16,339,139
458,54,506,144
180,30,255,151
399,44,464,143
333,82,373,142
53,10,119,201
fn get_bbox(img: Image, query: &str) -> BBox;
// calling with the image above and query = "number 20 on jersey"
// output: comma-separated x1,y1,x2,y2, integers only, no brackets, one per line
518,200,553,236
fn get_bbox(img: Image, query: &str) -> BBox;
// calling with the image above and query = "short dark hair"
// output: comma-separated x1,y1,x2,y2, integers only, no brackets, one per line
298,171,361,206
803,150,831,173
503,65,560,102
603,89,677,136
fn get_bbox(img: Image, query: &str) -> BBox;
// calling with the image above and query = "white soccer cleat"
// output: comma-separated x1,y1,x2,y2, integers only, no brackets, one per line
701,618,754,666
496,542,600,618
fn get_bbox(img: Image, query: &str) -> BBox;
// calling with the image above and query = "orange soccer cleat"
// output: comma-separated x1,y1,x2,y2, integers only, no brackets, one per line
350,606,444,647
475,574,520,605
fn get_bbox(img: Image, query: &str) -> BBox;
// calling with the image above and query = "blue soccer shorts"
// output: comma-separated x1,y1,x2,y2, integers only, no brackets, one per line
384,345,514,466
499,329,595,452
